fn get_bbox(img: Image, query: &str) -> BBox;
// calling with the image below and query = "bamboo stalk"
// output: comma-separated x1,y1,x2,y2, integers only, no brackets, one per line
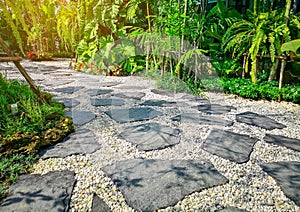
278,58,286,102
161,51,165,77
0,57,22,62
278,59,285,90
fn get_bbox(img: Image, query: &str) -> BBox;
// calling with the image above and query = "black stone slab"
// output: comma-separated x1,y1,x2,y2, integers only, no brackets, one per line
102,158,228,211
105,107,163,123
91,98,125,106
39,129,100,158
194,97,211,104
236,112,286,130
112,92,145,100
203,129,258,163
87,89,113,96
192,104,236,115
141,100,177,107
220,207,248,212
261,161,300,206
264,134,300,152
54,98,80,108
65,111,96,126
171,113,233,127
53,86,84,94
0,171,75,211
115,85,145,90
119,123,181,151
91,194,112,212
151,88,175,97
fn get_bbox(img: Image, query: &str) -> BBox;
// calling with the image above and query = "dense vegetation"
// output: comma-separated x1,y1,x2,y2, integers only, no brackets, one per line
0,74,74,201
1,0,299,102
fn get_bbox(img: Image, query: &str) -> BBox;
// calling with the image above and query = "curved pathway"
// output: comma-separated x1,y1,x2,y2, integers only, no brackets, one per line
1,60,300,211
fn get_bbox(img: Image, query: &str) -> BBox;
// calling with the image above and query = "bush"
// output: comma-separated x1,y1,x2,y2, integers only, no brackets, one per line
200,77,300,103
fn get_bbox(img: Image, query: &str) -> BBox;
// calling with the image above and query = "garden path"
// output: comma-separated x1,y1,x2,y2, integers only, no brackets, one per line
0,60,300,211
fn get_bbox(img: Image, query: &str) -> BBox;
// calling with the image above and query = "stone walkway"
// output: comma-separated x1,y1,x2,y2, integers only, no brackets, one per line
0,60,300,211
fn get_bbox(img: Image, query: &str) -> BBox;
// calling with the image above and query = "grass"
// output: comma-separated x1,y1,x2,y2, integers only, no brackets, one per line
0,154,38,199
0,74,74,202
142,68,203,96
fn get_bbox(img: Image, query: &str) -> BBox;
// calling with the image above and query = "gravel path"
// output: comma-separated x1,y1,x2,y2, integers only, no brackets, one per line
1,59,300,212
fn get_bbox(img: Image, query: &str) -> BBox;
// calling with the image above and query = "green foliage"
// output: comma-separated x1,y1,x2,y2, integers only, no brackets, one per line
0,75,64,137
211,57,242,77
200,77,300,103
52,52,74,58
223,8,291,83
0,154,38,201
0,75,74,201
147,70,202,96
0,1,25,54
281,39,300,54
56,2,81,51
120,55,146,75
156,72,191,93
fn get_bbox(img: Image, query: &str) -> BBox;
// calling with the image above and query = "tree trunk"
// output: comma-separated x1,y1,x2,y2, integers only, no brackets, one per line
146,2,151,31
285,0,292,25
268,59,279,81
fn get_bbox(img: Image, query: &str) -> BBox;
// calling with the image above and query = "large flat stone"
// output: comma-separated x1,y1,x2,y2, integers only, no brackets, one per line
54,98,80,108
192,104,236,115
261,161,300,206
39,129,100,158
0,170,76,211
115,85,145,90
236,112,286,130
151,89,175,97
264,134,300,152
203,129,258,163
141,100,176,107
53,86,84,94
112,92,145,100
193,97,210,104
119,123,181,151
105,107,163,123
91,98,125,106
171,113,233,127
91,194,112,212
86,89,113,96
65,111,96,126
102,158,228,211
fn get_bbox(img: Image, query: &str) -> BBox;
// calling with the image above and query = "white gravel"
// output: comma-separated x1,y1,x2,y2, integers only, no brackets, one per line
1,60,300,212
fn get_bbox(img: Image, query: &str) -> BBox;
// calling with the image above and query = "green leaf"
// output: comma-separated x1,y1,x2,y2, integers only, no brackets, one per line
281,39,300,53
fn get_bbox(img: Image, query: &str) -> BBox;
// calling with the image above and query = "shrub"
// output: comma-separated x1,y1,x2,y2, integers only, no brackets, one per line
200,76,300,103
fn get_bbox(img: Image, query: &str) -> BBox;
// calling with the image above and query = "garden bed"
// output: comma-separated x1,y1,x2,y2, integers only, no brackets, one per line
0,74,74,201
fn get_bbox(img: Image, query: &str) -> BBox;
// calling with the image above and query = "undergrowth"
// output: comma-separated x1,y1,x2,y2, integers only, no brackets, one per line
0,74,74,202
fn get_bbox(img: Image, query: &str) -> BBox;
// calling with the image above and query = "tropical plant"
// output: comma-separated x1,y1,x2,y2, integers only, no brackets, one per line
223,7,291,83
0,0,61,54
